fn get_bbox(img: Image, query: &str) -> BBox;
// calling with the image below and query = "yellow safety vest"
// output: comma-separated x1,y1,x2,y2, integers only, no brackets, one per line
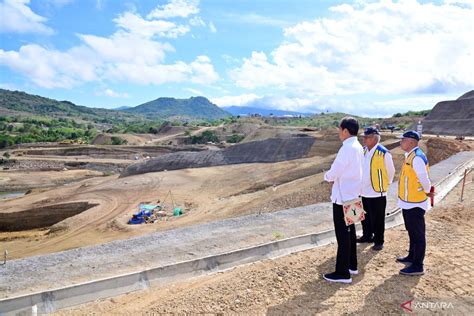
364,144,390,193
398,148,430,203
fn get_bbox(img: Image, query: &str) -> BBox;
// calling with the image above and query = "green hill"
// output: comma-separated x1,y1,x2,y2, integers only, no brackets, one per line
0,89,230,121
0,89,138,121
125,96,230,120
0,88,88,114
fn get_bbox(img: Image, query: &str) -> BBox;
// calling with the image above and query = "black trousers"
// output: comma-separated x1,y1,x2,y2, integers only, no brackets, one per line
402,207,426,267
361,196,387,245
333,203,357,276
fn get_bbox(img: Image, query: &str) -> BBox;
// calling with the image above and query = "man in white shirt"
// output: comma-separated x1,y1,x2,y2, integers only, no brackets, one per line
359,127,395,251
323,117,364,284
396,131,433,276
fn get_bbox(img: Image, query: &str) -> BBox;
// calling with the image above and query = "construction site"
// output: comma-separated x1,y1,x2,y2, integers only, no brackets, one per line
1,92,474,314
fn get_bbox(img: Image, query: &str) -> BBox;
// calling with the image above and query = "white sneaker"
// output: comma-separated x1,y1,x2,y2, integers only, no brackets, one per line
349,269,359,275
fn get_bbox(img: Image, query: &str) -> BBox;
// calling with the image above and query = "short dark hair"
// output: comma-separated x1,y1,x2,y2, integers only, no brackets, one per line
339,117,359,136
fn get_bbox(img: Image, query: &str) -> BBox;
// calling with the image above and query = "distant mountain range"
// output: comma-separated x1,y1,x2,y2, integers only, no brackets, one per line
222,105,313,117
0,89,230,121
125,96,230,120
113,106,132,110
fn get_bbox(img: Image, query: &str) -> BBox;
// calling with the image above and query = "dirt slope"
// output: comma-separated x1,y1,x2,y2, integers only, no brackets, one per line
1,136,470,261
422,90,474,136
121,137,318,177
0,156,333,259
58,171,474,315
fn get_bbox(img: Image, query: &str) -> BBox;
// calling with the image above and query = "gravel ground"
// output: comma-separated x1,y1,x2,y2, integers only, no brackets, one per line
1,158,126,173
0,203,333,298
121,137,316,177
65,177,473,315
1,158,65,170
2,151,472,305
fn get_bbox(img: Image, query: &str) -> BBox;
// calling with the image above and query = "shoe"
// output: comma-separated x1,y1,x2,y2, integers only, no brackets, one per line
400,265,424,276
349,269,359,275
372,244,383,251
396,256,413,264
356,236,374,243
323,272,352,284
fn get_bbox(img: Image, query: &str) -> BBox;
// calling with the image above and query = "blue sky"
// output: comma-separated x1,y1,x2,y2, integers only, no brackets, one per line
0,0,473,116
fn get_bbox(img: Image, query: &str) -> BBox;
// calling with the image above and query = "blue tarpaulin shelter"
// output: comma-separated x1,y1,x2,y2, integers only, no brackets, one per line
128,204,159,225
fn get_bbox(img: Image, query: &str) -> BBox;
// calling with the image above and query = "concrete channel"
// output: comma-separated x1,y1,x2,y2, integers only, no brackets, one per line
1,151,473,315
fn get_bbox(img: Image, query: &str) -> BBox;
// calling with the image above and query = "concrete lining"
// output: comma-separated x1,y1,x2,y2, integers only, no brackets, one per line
1,152,472,315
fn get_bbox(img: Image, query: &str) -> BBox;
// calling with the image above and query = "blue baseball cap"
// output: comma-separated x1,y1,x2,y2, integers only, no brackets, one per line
398,130,421,141
363,127,380,136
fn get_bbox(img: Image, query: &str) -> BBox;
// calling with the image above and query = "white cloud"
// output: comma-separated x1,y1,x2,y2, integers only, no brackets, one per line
113,12,190,38
221,54,240,65
0,0,219,89
100,88,129,98
374,95,455,108
0,44,98,88
189,16,205,27
242,95,319,112
0,0,54,34
444,0,473,7
210,94,260,107
227,13,291,28
337,97,440,118
79,32,173,65
210,93,457,117
105,62,189,85
147,0,199,19
231,51,337,94
189,56,219,84
185,88,203,95
254,95,315,111
209,21,217,33
0,82,19,90
105,56,218,86
231,0,474,96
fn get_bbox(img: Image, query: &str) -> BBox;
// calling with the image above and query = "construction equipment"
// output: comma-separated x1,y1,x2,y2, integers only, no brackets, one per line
161,190,184,216
128,204,161,225
127,190,185,225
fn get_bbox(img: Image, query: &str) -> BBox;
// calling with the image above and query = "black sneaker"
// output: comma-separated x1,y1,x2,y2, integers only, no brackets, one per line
396,256,413,264
323,272,352,284
372,244,383,251
356,236,374,243
400,265,424,276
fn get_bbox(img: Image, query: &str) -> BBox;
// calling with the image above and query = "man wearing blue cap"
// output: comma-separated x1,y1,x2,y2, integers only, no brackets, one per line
359,127,395,251
396,130,433,276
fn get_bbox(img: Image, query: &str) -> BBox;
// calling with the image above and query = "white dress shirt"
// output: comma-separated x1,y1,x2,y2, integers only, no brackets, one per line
324,136,364,205
398,147,432,211
361,144,395,198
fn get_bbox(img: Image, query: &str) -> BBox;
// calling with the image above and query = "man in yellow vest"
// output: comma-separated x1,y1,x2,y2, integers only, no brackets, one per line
359,127,395,251
396,131,433,276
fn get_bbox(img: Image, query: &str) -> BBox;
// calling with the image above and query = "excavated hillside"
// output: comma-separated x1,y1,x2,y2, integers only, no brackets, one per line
422,90,474,136
1,135,471,261
120,136,318,177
